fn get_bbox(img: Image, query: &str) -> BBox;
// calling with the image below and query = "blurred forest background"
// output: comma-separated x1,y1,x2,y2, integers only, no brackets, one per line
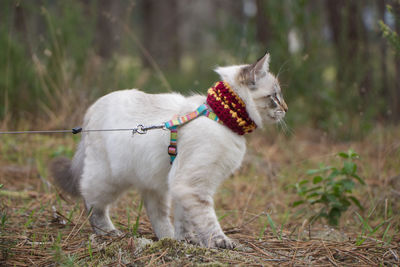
1,0,400,138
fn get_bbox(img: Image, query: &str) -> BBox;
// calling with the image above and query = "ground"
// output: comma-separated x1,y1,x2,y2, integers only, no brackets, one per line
0,126,399,266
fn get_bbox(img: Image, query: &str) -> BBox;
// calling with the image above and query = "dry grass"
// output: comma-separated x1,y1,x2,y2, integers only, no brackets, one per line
0,126,399,266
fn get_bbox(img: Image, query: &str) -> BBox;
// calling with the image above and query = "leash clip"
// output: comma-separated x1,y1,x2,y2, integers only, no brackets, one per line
132,125,147,135
132,124,167,136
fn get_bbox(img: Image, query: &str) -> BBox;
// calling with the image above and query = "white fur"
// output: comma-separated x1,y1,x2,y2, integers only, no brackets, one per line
72,53,286,248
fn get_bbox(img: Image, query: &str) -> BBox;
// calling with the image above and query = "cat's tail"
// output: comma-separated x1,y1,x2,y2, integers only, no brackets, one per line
50,141,84,198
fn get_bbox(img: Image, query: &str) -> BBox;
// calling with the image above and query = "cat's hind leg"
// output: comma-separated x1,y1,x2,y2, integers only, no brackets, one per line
80,160,122,236
84,202,121,236
142,189,174,239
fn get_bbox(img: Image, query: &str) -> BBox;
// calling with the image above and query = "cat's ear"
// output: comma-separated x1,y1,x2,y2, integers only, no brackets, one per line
253,52,270,79
239,52,270,89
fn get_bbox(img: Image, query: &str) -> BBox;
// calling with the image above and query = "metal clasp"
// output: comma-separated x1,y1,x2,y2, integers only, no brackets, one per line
132,124,147,135
132,124,167,136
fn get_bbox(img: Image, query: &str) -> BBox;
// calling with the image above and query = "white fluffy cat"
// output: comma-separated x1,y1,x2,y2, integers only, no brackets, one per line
51,52,287,249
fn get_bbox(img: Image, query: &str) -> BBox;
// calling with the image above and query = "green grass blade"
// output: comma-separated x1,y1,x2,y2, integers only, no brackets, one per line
266,213,278,239
356,212,372,233
279,211,289,240
218,212,230,222
132,200,144,237
368,220,386,235
259,219,268,239
349,196,364,211
88,239,93,260
382,222,392,244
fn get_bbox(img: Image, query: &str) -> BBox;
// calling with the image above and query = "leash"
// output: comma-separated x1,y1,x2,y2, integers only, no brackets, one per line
0,104,219,165
0,125,167,136
0,105,219,165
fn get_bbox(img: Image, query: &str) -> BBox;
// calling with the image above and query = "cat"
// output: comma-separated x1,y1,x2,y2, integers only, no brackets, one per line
50,52,288,249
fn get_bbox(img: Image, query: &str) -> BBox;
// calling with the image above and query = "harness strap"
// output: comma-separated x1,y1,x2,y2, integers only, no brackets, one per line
167,127,178,163
164,103,220,164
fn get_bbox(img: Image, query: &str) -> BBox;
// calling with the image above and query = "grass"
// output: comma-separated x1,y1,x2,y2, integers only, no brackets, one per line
355,211,394,246
0,126,399,265
132,200,144,237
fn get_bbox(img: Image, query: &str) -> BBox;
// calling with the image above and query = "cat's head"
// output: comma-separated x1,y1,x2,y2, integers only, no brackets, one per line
215,52,287,128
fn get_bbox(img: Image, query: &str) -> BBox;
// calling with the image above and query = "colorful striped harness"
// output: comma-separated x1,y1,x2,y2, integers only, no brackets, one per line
164,103,220,164
163,81,256,164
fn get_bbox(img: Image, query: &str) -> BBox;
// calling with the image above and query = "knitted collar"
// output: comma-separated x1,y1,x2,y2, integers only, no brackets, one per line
206,81,257,135
164,81,257,164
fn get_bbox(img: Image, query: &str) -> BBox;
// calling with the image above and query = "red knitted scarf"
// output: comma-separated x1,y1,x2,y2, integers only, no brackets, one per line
206,81,257,135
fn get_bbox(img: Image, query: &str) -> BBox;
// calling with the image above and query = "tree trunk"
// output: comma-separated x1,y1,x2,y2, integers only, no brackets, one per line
14,3,32,56
393,1,400,121
379,0,388,109
142,0,181,69
351,1,370,98
255,0,272,46
325,0,345,47
95,0,124,58
325,0,370,97
325,0,346,93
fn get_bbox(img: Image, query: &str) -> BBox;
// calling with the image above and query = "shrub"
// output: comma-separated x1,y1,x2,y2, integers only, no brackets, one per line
292,150,365,226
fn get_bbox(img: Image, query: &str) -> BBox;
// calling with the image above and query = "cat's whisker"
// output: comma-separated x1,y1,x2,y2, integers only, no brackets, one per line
276,120,284,134
276,119,286,135
280,119,295,136
276,60,289,81
278,120,289,136
280,119,289,135
190,88,202,95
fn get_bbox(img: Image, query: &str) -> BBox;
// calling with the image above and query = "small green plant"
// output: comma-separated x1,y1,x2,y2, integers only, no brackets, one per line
355,212,394,246
1,212,8,228
132,200,143,237
259,211,288,240
51,231,63,263
259,213,278,240
64,254,78,267
217,211,231,222
24,210,36,228
292,149,365,226
87,239,93,261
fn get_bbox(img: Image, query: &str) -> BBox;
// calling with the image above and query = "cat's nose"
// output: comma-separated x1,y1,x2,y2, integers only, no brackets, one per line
281,103,288,112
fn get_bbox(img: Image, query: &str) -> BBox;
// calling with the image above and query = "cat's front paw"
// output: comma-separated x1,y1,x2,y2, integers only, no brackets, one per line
94,228,123,237
201,234,237,249
176,232,200,245
108,229,123,237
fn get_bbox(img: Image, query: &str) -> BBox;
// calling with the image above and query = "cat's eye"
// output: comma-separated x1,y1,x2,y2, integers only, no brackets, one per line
265,93,277,99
